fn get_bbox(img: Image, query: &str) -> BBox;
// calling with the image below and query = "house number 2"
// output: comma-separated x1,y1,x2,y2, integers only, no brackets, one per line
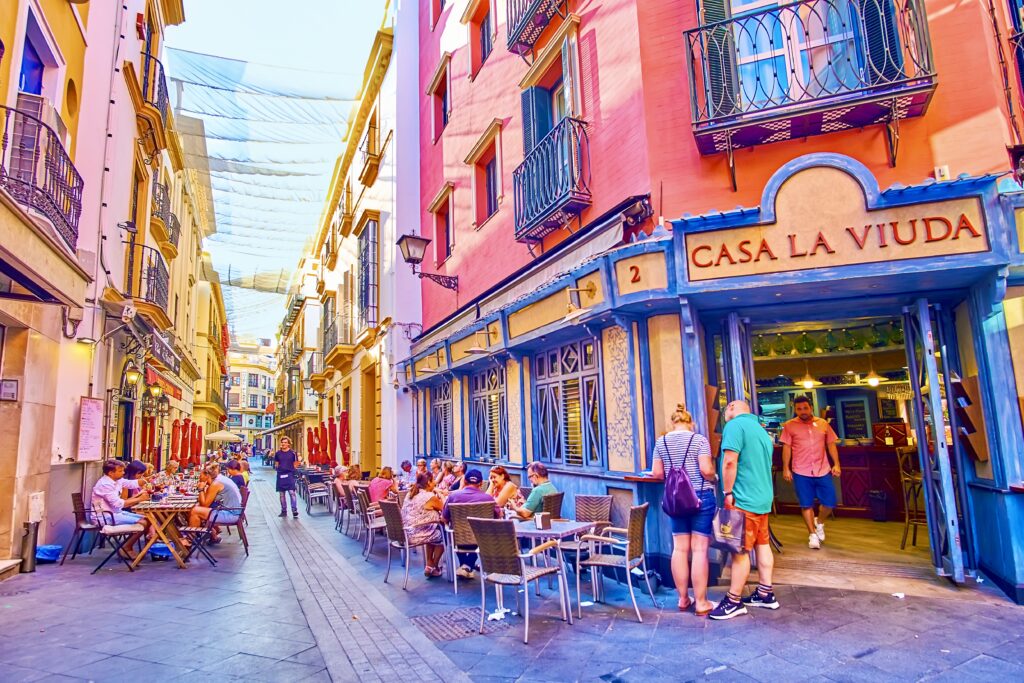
629,265,641,283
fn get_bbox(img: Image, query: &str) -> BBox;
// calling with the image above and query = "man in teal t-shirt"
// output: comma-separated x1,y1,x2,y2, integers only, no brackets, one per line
710,400,779,621
516,462,557,519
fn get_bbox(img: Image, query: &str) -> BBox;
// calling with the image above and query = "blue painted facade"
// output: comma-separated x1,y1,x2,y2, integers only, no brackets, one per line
404,154,1024,601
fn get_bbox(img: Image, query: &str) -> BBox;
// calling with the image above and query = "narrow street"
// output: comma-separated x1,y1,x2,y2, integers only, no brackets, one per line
1,469,1021,682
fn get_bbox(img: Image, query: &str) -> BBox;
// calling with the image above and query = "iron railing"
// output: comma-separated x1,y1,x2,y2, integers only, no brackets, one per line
306,351,324,377
141,52,170,127
323,313,354,353
512,117,591,242
123,241,170,312
152,181,169,223
507,0,565,56
1011,31,1024,98
685,0,935,127
0,103,83,250
360,121,379,166
167,211,181,250
211,388,225,411
286,396,298,416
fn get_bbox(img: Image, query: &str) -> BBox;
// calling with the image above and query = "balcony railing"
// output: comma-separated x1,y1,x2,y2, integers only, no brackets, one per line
0,103,83,250
507,0,566,56
211,388,225,412
306,351,324,377
141,52,170,128
286,396,298,416
167,211,181,249
359,122,381,185
684,0,936,154
123,241,170,312
513,117,591,242
152,181,169,223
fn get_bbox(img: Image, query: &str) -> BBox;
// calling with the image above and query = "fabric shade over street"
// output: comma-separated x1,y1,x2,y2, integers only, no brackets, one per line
205,430,243,443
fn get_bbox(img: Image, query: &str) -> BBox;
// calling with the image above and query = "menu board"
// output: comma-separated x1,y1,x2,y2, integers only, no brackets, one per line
77,396,105,462
840,399,870,440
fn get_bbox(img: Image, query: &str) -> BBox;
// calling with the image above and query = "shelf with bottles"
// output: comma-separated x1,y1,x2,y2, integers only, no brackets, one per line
756,379,907,393
754,345,906,363
751,321,905,361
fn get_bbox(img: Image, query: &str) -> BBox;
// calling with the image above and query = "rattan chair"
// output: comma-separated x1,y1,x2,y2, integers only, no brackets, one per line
468,517,567,644
541,492,565,519
333,479,349,531
558,494,613,560
90,511,145,574
355,487,386,559
445,501,498,594
897,446,927,549
576,502,659,622
379,499,437,590
341,483,359,536
60,493,100,565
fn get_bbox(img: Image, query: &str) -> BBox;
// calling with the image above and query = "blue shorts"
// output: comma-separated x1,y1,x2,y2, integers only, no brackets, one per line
669,490,717,537
111,511,143,525
792,473,837,509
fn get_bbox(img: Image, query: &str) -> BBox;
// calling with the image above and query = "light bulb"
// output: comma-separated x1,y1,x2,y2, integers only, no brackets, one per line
867,376,880,387
802,379,816,390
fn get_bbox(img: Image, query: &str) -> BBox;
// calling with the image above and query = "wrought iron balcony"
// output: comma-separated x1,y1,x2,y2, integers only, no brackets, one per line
123,241,170,312
684,0,936,155
0,103,83,250
141,52,170,129
507,0,567,56
513,116,591,242
306,351,324,377
323,314,355,370
359,121,381,186
167,211,181,250
151,181,169,223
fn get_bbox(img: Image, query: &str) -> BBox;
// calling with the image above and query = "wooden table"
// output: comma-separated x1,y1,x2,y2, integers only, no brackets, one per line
513,519,594,625
130,498,198,569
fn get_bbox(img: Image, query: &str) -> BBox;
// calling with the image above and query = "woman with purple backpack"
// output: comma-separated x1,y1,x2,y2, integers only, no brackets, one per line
650,405,718,615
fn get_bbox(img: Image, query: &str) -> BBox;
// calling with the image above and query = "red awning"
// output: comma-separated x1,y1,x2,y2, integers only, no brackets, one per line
265,402,276,415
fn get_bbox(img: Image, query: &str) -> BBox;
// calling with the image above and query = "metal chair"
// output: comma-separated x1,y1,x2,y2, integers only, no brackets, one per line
355,487,386,559
180,508,235,567
896,446,927,549
379,499,438,590
341,483,359,536
445,501,498,594
60,493,100,565
541,492,565,519
306,473,332,514
333,479,349,531
220,492,250,556
90,512,145,574
575,502,659,623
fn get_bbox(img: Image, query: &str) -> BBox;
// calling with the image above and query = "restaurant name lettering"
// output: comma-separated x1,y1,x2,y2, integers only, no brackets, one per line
685,211,988,282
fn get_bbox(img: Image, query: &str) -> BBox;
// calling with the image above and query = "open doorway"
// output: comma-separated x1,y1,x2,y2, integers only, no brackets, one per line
707,299,984,595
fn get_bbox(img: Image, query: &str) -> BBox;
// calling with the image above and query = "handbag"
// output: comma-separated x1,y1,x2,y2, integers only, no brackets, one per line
711,507,746,554
660,434,701,518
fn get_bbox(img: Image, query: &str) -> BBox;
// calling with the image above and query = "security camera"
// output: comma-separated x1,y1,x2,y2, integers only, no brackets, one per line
121,304,137,323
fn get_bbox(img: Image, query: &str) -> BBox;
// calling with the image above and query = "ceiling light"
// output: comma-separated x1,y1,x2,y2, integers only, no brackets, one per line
77,336,97,345
863,354,882,387
798,361,821,390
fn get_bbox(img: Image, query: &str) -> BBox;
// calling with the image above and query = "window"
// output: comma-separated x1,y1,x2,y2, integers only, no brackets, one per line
231,373,240,386
427,54,452,141
484,156,499,219
465,120,502,228
534,339,603,467
229,393,240,408
357,219,378,330
248,373,259,388
464,0,495,77
249,394,258,409
261,395,268,409
433,0,448,27
479,9,493,65
521,30,582,155
429,182,455,263
430,381,453,457
471,367,507,460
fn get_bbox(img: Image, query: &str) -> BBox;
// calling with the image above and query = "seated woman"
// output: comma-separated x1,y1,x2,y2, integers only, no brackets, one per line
402,473,446,577
486,466,524,512
368,466,399,504
449,462,466,492
239,460,251,486
188,464,243,543
226,460,247,493
121,459,149,496
436,461,457,494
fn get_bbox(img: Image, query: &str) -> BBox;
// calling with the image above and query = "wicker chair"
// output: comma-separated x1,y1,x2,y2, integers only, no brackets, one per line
897,446,927,549
468,517,567,644
333,479,349,532
60,493,100,565
379,499,436,590
576,502,659,622
558,494,613,559
341,483,359,536
541,492,565,519
355,487,386,559
445,502,498,594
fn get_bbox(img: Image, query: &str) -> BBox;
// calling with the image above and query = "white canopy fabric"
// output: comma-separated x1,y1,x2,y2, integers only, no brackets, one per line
205,429,243,443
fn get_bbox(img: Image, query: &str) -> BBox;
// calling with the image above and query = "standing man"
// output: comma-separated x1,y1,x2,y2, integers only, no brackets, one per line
274,436,300,518
781,396,841,549
709,401,778,620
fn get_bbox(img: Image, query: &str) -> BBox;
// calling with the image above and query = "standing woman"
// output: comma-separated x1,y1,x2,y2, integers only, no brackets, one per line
274,437,300,518
651,405,717,615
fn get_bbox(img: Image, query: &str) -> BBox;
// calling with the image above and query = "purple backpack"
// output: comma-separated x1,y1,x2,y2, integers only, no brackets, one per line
658,434,702,518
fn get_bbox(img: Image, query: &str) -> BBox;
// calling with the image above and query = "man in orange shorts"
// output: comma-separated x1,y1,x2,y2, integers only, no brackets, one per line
709,400,778,620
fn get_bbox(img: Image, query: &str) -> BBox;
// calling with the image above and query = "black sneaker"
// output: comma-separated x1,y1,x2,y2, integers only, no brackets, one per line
742,591,780,610
278,511,287,518
708,598,748,621
292,511,300,518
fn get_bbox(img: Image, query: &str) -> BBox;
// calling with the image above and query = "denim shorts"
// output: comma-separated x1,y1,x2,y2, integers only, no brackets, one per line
792,473,837,509
669,490,717,537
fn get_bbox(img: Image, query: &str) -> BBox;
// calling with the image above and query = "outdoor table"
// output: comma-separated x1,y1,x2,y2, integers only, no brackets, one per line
130,497,198,569
513,519,593,625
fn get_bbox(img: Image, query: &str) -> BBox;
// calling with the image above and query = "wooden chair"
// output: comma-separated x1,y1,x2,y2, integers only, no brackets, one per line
60,493,100,565
469,517,567,644
221,491,250,556
445,501,498,594
896,446,927,549
576,502,659,623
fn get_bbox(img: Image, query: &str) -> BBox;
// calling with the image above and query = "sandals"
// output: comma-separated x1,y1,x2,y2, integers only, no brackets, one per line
424,565,435,577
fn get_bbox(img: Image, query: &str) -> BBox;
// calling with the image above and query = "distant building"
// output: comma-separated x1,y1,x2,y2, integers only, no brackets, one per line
228,342,277,449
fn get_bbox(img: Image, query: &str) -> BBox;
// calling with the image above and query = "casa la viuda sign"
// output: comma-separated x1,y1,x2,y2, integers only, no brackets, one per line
683,166,989,282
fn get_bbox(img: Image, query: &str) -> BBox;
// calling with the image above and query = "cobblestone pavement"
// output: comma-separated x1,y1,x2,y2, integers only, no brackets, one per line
1,468,1022,682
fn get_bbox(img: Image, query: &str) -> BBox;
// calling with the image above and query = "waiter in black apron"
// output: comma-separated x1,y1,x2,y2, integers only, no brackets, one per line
274,437,300,518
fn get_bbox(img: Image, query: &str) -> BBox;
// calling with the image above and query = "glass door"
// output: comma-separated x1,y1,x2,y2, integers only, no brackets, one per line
903,298,970,583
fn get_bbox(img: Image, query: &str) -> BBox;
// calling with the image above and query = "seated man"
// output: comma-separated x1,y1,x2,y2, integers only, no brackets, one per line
442,469,500,578
189,464,243,543
516,462,558,520
91,459,151,552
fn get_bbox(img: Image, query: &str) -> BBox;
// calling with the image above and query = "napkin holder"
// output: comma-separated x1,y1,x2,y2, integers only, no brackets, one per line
534,512,552,530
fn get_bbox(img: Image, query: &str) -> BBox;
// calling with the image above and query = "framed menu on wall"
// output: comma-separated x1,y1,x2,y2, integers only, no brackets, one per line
838,398,870,440
76,396,105,462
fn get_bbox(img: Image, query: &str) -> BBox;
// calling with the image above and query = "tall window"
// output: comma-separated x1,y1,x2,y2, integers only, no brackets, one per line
249,395,258,409
248,373,259,388
471,367,507,460
479,9,493,65
484,156,499,219
231,373,240,386
430,381,453,457
428,55,452,141
534,339,603,467
357,220,378,330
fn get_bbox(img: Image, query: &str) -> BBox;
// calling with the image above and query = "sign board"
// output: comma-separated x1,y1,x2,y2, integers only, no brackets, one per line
149,333,181,374
145,366,183,400
685,167,989,281
839,398,870,440
0,379,18,401
77,396,105,462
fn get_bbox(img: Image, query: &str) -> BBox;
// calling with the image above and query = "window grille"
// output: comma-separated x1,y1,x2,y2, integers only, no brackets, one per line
358,220,378,330
534,339,602,467
430,381,453,457
470,366,507,460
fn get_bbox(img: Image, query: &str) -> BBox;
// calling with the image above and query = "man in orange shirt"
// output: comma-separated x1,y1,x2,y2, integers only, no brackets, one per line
781,396,841,549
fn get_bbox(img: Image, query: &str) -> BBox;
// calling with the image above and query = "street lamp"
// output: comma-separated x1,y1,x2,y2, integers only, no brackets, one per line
140,392,155,414
156,395,170,418
148,383,163,399
397,234,458,291
124,360,142,385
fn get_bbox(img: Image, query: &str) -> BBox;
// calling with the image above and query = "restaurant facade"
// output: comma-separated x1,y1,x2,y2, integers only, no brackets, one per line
402,0,1024,602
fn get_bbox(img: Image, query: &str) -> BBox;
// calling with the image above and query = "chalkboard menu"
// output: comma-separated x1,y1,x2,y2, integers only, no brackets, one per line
840,399,870,440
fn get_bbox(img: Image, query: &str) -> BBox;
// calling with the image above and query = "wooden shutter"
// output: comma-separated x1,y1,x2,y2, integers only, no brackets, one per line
701,0,739,119
859,0,904,83
521,86,553,154
561,34,581,118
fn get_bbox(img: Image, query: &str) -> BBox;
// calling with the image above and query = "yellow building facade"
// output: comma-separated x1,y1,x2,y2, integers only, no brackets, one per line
227,345,276,447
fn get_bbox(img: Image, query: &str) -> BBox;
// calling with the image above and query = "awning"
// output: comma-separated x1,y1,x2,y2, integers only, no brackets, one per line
257,417,302,436
145,365,183,400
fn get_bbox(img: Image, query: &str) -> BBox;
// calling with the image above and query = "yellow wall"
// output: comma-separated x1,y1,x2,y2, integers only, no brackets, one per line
1004,287,1024,462
506,357,523,464
648,314,685,440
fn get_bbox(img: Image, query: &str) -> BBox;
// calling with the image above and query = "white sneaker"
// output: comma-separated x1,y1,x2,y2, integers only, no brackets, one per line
456,565,475,579
808,533,821,549
815,522,826,542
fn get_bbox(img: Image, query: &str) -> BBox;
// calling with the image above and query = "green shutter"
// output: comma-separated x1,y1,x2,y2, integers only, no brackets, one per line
701,0,739,119
521,86,553,154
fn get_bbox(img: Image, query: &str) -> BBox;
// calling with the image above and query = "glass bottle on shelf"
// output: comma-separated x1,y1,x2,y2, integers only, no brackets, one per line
869,323,889,348
889,320,904,345
796,332,817,355
772,333,791,356
823,329,839,353
841,328,861,350
752,334,768,358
